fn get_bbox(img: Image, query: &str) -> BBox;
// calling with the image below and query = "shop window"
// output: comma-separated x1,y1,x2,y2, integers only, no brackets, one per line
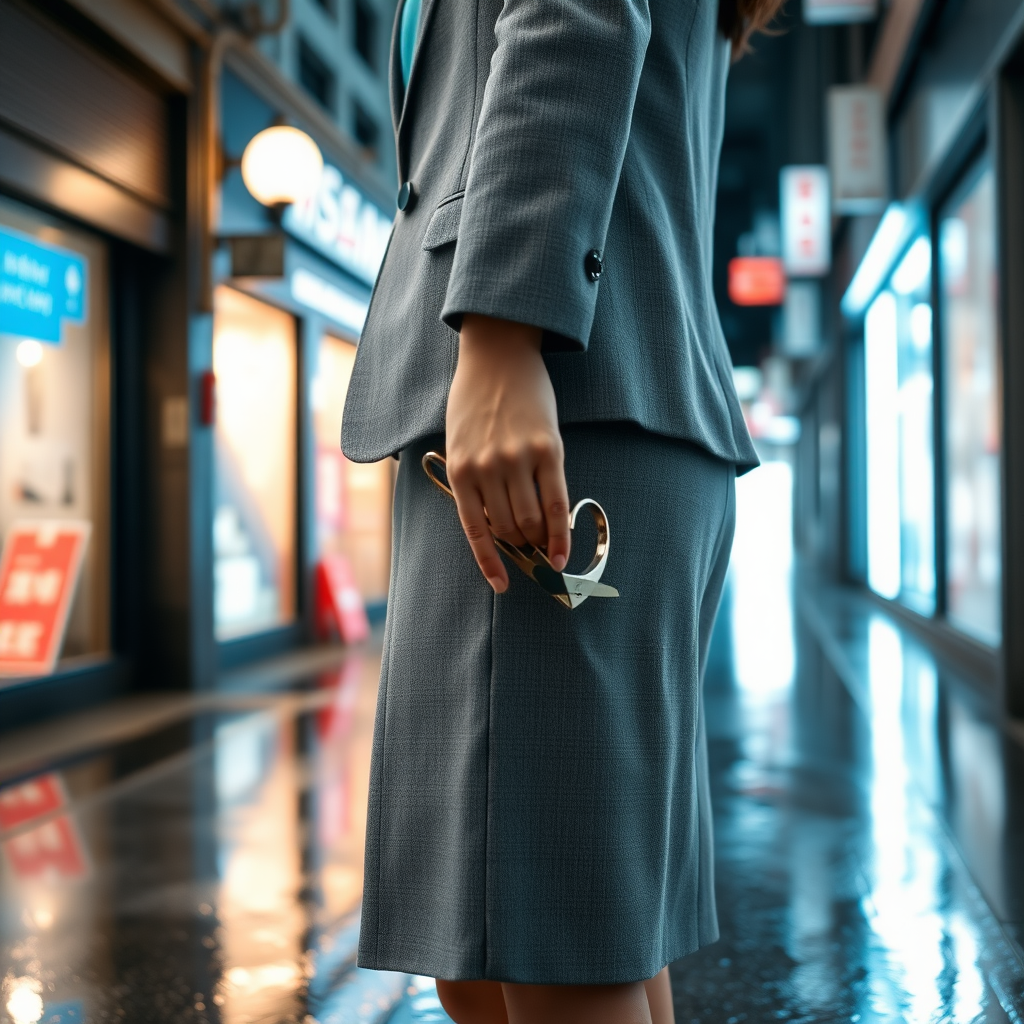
0,197,110,671
212,288,297,640
939,161,1001,645
354,0,378,71
864,234,936,613
311,334,392,611
298,35,336,114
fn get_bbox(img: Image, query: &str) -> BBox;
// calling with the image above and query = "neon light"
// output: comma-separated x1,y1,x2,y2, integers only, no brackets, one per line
841,205,908,316
891,237,931,295
865,291,901,599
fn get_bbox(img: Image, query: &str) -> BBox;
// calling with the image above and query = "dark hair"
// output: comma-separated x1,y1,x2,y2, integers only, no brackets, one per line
718,0,786,57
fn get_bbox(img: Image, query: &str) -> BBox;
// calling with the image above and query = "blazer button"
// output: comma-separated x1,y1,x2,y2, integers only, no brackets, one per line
397,181,416,212
584,249,603,282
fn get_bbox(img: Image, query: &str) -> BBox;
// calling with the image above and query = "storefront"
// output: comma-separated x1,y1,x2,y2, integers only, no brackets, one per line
212,61,394,666
0,0,190,721
831,0,1024,710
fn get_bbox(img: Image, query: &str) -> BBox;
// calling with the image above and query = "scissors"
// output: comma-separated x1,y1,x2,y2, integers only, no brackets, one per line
421,451,620,609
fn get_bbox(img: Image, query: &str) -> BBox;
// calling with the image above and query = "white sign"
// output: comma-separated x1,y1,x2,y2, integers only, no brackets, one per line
781,166,831,278
283,164,392,286
828,86,888,214
780,281,821,356
803,0,876,24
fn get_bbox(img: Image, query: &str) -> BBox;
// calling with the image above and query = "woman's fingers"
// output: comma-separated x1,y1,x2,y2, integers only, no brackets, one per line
536,453,571,571
479,473,529,549
450,476,509,593
505,464,548,550
448,438,569,590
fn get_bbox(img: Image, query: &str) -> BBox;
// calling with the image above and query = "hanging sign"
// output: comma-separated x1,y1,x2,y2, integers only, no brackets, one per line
803,0,876,23
781,166,831,278
283,163,393,287
0,521,91,678
828,86,888,214
780,281,822,356
728,257,786,306
0,227,87,343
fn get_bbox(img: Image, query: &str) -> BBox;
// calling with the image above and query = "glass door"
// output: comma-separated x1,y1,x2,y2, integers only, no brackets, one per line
212,287,298,640
0,196,110,672
864,235,936,612
938,161,1001,646
311,333,392,612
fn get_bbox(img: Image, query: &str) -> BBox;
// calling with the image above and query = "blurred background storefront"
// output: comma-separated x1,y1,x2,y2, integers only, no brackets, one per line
716,0,1024,718
0,0,187,723
0,0,398,729
210,56,394,667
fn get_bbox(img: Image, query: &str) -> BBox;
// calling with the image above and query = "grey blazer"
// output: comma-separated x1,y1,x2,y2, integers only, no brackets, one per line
341,0,759,472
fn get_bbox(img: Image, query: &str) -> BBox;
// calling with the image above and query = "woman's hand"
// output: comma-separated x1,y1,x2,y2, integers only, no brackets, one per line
445,314,571,593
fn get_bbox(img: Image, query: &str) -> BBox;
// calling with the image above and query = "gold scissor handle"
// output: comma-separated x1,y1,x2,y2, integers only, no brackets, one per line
421,450,618,608
422,451,456,500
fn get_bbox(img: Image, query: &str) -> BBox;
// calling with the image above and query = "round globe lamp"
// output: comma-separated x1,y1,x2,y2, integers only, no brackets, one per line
240,126,323,208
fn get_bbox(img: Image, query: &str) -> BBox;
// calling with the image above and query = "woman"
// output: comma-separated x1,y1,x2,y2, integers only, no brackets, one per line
341,0,781,1019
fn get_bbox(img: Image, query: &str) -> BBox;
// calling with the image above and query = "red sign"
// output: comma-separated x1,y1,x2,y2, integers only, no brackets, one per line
0,521,90,678
0,773,89,880
728,257,786,306
316,555,370,644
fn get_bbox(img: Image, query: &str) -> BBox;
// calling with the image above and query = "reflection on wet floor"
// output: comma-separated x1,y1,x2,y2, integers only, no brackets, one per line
1,453,1023,1023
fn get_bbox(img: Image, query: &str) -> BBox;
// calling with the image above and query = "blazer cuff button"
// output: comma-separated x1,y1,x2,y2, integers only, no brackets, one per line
584,249,603,282
397,181,416,212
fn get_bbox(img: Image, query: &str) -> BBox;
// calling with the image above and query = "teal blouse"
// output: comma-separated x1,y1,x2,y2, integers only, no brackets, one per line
400,0,422,88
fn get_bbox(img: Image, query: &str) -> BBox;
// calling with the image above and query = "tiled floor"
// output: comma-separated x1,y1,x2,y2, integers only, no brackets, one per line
1,457,1023,1022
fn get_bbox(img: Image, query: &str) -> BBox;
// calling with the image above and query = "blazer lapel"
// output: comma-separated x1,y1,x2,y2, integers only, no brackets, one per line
388,0,405,139
394,0,443,175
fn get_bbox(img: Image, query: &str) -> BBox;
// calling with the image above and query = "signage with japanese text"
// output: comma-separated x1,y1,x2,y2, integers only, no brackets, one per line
0,521,91,678
781,166,831,278
283,164,392,287
828,86,888,214
0,227,87,343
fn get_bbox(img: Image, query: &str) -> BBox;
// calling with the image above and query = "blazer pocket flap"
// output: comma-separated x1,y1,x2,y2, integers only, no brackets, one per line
422,193,465,251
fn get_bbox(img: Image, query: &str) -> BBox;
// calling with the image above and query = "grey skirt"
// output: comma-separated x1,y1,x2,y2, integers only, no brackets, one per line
358,423,736,985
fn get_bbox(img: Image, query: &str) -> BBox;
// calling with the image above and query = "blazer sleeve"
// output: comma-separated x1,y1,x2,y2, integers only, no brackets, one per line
440,0,652,352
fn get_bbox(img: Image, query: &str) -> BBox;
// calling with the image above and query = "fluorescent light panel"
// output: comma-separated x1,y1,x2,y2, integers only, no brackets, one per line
841,204,909,317
891,236,931,295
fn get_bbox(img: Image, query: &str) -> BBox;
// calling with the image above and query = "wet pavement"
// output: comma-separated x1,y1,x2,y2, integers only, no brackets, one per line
2,455,1023,1023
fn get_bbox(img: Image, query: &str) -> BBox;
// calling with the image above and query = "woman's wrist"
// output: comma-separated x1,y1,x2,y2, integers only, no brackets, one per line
459,313,543,359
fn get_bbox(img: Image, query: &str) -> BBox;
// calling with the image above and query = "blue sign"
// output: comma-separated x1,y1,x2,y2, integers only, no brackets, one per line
0,226,87,344
41,1001,85,1023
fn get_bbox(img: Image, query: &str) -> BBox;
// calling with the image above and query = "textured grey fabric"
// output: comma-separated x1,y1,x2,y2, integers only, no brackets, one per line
358,424,736,983
341,0,759,473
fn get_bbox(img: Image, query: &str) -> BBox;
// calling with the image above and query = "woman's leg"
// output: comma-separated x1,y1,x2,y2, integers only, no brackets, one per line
501,981,652,1024
643,968,676,1024
436,968,673,1024
435,980,509,1024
